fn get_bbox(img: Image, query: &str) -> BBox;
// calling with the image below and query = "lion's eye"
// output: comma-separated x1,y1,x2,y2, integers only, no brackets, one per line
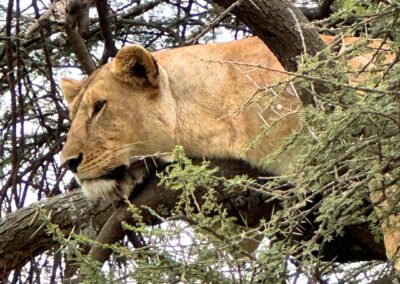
93,100,107,116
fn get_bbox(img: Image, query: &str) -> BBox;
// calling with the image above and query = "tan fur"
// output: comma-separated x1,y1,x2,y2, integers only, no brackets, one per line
60,35,398,262
61,37,302,199
60,35,393,199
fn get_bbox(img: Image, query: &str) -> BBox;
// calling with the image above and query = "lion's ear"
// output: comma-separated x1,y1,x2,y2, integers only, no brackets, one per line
60,78,82,105
111,45,159,87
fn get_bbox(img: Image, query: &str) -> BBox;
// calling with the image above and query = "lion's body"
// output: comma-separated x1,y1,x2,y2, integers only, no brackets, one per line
60,35,392,199
152,37,301,172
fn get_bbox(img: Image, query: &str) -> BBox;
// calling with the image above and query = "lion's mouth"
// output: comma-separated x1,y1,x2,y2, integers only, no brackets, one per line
76,165,129,185
100,165,128,180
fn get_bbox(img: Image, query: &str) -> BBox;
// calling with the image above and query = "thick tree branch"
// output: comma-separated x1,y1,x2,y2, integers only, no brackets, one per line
0,191,113,280
0,160,386,280
4,0,19,210
66,0,94,37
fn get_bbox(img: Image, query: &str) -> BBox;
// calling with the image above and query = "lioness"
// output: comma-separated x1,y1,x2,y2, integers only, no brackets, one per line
60,37,302,199
61,35,394,198
61,35,399,266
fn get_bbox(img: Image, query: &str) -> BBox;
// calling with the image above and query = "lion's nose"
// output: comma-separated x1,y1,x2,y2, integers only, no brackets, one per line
64,153,83,173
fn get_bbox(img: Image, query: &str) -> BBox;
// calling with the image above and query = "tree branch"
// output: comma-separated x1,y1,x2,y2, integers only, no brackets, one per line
64,26,96,75
95,0,118,64
212,0,326,72
65,0,96,74
0,160,386,280
0,191,113,280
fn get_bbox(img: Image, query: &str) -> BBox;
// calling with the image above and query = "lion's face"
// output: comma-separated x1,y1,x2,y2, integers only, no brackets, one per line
60,45,176,199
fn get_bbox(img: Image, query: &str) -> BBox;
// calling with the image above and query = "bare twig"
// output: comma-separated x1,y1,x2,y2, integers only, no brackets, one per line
186,0,243,45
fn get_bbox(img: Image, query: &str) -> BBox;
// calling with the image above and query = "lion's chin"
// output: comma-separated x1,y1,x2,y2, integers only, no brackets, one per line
77,162,155,201
77,166,135,201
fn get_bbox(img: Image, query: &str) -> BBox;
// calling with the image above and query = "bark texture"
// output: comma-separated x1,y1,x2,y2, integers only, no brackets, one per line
0,191,113,279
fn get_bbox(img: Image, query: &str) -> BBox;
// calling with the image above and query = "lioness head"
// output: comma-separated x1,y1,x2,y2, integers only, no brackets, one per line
60,45,176,199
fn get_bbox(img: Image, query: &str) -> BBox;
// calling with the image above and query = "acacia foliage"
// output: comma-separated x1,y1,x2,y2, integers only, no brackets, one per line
0,0,399,283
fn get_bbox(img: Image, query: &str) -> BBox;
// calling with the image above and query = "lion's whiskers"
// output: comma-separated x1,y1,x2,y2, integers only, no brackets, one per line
78,142,146,177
